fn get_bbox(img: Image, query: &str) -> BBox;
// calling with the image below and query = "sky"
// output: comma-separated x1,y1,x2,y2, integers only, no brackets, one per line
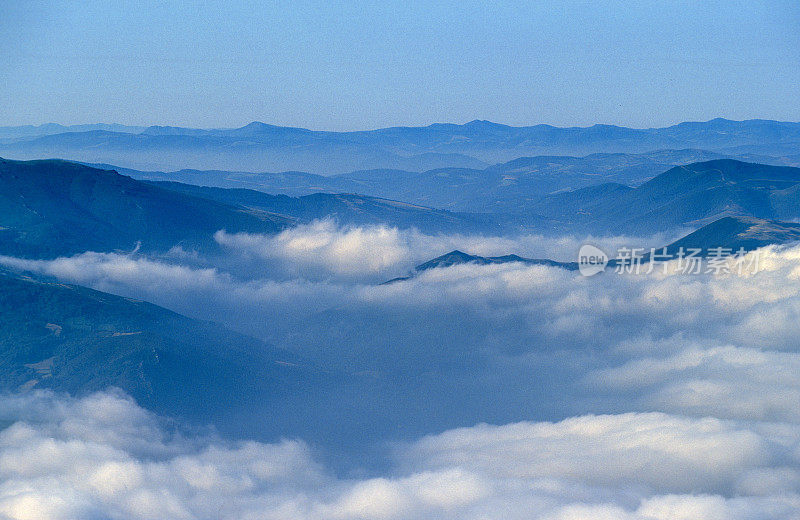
2,0,799,130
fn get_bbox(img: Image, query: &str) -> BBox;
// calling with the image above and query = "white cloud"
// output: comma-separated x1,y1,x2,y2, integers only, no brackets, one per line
213,219,671,282
1,391,799,520
5,224,800,517
215,221,410,280
403,412,778,496
593,343,800,423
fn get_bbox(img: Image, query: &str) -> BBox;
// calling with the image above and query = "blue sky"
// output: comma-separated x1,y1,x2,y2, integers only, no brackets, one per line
2,0,799,130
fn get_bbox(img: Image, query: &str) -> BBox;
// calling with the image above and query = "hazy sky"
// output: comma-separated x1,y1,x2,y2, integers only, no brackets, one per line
2,0,799,130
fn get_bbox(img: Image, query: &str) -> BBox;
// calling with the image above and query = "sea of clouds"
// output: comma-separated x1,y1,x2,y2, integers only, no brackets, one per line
1,221,800,519
1,391,799,520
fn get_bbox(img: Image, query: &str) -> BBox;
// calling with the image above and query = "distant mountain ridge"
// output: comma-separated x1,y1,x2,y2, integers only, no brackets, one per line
84,149,794,215
0,123,146,139
119,158,800,236
1,118,799,174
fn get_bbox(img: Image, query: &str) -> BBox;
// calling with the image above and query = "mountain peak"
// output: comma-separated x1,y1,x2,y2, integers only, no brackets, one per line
228,121,313,136
415,250,479,271
463,119,507,128
242,121,271,129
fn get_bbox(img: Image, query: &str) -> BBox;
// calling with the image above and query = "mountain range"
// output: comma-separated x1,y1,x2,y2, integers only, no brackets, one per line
142,159,800,236
5,157,800,260
103,149,748,209
0,158,509,260
2,118,800,174
0,123,145,139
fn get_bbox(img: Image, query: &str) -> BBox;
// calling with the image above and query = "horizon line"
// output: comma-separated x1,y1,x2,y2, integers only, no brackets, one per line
2,116,800,135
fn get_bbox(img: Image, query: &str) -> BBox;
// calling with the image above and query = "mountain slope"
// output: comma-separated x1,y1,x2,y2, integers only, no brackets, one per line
152,182,507,234
661,216,800,253
0,264,491,453
0,266,308,423
0,158,290,258
531,160,800,234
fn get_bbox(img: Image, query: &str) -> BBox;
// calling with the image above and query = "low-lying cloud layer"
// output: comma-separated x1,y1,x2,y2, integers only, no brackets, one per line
214,219,673,282
3,222,800,518
1,390,799,520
